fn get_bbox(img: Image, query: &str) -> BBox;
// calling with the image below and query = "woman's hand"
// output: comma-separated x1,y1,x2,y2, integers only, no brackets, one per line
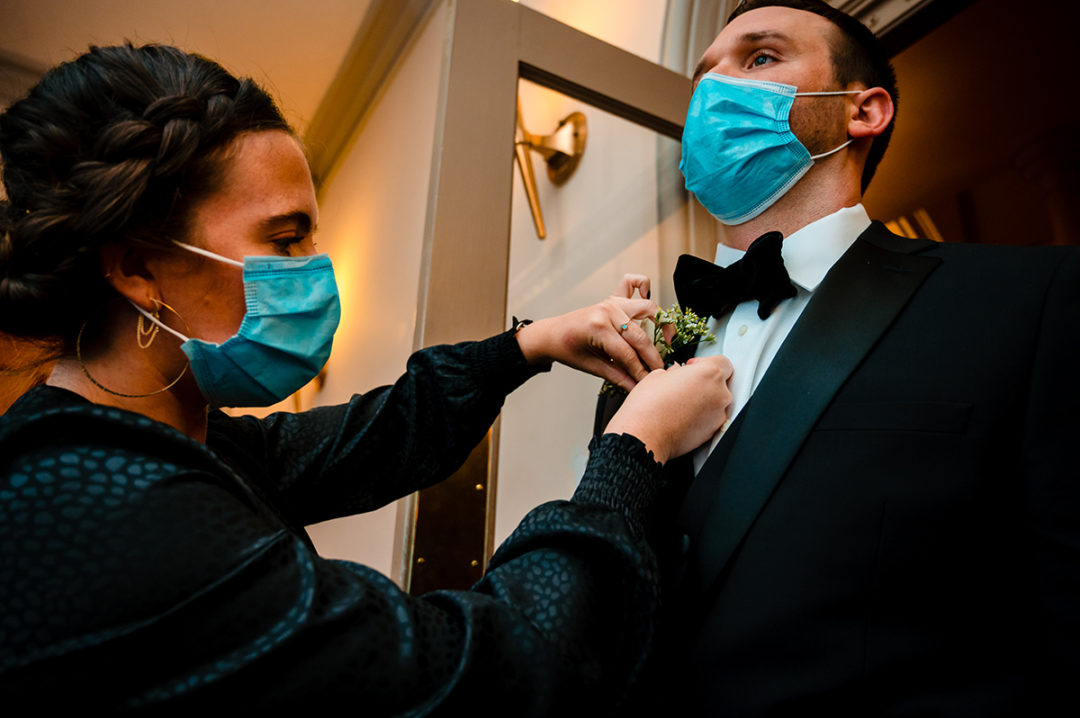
604,355,734,464
515,274,664,393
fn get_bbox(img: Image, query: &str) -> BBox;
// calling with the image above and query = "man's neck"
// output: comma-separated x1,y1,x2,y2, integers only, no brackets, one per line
719,166,862,251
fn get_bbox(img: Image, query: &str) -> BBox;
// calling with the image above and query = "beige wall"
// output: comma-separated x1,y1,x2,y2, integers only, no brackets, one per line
516,0,668,64
0,0,370,132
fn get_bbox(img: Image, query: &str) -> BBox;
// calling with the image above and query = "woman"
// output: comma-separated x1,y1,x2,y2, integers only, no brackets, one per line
0,44,732,712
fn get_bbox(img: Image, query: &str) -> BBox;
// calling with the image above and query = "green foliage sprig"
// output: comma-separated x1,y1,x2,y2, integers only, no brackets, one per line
599,305,715,397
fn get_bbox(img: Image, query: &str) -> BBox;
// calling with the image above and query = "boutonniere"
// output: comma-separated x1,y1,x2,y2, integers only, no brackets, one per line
599,305,716,397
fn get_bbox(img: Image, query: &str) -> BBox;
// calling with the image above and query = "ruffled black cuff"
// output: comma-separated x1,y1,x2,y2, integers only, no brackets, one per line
572,432,664,539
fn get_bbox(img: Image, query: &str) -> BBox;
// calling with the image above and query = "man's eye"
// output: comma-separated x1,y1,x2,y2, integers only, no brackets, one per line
750,52,776,67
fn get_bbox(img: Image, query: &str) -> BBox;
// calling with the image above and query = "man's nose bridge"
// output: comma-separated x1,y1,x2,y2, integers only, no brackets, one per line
706,52,742,80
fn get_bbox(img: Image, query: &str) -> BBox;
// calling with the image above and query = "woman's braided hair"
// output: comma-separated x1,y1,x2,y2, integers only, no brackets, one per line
0,43,291,345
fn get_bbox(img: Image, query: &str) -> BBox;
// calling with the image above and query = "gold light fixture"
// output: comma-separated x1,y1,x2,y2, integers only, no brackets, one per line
514,98,587,239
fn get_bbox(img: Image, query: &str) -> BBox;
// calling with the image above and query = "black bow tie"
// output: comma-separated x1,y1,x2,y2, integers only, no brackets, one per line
673,231,797,321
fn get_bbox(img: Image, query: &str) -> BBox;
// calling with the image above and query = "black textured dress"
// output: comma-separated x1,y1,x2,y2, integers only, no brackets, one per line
0,330,664,714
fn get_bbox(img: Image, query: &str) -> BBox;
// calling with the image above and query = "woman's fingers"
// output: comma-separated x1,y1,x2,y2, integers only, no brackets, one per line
515,281,668,384
602,320,649,383
604,355,735,462
615,296,660,320
612,314,664,371
605,297,663,372
586,356,637,394
614,273,652,300
661,321,677,345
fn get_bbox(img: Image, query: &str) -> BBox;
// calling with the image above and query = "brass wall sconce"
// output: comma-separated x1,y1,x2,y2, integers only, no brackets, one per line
514,98,587,239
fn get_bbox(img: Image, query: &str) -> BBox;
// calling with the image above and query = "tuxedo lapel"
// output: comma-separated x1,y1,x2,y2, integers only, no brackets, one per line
593,390,624,438
686,223,941,594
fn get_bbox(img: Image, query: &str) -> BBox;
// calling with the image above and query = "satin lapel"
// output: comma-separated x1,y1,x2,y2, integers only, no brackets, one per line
593,390,625,438
688,226,942,593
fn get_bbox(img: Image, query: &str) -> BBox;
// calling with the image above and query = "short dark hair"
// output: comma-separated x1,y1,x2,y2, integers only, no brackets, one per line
0,43,292,344
728,0,898,192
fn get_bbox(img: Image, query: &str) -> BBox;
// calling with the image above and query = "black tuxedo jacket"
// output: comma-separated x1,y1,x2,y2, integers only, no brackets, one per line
598,222,1080,716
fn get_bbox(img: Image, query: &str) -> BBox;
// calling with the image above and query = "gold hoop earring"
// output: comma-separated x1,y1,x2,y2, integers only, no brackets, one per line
137,299,161,349
77,303,191,399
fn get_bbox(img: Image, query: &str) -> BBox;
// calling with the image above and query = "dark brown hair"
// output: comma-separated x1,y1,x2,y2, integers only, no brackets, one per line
0,43,291,344
728,0,898,192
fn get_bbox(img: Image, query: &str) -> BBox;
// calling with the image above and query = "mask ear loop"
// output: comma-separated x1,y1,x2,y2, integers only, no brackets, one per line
795,89,860,161
794,89,864,97
131,302,192,343
173,240,245,268
810,139,853,161
78,302,192,398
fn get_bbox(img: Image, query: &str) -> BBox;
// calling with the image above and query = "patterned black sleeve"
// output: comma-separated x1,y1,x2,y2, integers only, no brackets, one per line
209,329,550,526
0,404,664,714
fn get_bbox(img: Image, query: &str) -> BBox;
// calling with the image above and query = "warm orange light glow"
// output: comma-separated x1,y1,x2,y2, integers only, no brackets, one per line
886,209,945,242
0,334,55,415
913,208,945,242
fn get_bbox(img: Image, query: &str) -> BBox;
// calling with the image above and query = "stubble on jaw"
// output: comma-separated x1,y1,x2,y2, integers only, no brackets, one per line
789,90,851,157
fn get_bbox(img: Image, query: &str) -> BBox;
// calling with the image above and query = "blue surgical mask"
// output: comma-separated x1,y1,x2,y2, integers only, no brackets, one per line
680,73,859,225
133,242,341,408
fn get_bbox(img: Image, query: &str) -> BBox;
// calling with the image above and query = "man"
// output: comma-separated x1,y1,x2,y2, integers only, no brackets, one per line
602,1,1080,714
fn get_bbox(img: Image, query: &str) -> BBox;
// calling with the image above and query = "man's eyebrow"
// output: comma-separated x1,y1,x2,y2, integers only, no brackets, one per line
738,30,793,46
259,211,314,235
691,30,793,85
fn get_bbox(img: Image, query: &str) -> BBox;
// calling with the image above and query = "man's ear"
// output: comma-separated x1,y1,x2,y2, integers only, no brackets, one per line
99,243,160,313
848,87,894,140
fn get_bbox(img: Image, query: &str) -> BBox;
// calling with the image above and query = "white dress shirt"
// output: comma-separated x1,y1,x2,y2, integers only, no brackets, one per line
691,204,872,474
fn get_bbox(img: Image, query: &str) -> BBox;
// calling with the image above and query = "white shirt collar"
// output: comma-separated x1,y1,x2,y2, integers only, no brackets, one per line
713,204,871,292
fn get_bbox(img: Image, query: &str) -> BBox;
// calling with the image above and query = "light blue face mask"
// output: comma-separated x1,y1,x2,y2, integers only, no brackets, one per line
133,242,341,408
680,73,859,225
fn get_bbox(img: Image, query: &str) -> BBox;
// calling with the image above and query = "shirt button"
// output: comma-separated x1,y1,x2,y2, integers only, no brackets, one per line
737,324,748,336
